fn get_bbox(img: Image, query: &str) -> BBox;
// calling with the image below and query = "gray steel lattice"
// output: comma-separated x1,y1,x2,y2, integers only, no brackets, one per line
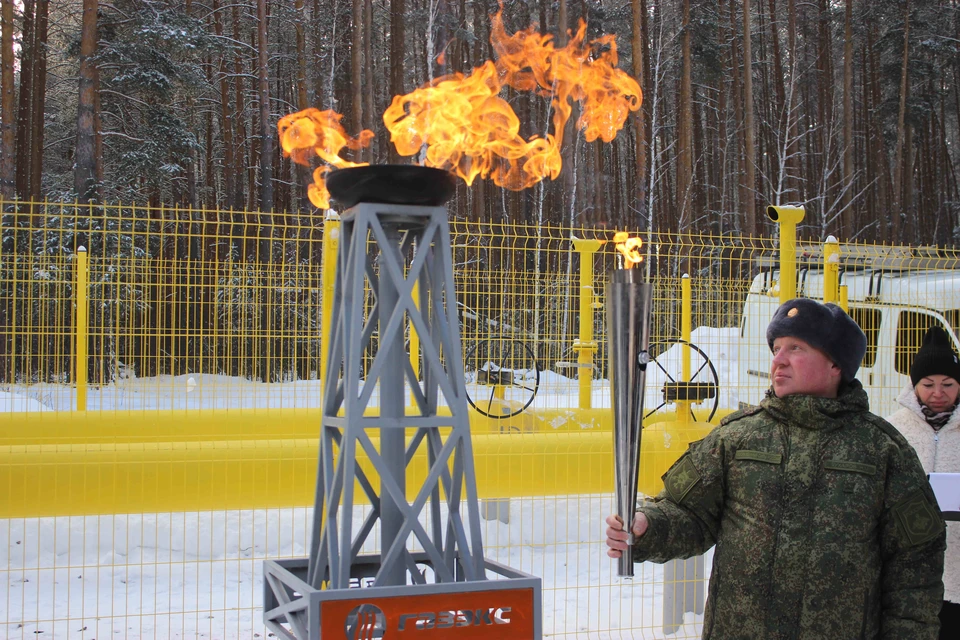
306,203,485,590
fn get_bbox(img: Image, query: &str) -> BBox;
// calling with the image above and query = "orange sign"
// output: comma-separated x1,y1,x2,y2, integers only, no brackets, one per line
320,587,536,639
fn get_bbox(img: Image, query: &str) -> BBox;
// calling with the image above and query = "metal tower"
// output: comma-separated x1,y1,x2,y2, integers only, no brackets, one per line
307,201,486,589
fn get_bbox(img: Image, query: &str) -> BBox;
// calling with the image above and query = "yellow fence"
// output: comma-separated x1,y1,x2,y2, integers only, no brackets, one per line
2,199,959,638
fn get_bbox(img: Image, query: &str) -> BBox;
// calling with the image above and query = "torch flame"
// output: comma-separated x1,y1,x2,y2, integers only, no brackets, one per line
278,6,641,206
613,232,643,268
277,109,374,208
384,10,642,190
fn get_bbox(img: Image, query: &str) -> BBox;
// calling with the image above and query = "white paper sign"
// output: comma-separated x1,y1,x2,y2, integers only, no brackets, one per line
928,473,960,515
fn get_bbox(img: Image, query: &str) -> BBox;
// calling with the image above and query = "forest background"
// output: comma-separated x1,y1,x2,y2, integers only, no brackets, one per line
2,0,960,244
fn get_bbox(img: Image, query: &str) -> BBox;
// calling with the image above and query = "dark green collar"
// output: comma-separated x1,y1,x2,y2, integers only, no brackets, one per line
761,381,870,431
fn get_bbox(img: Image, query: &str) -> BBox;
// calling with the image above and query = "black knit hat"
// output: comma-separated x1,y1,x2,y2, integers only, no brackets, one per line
910,325,960,386
766,298,867,382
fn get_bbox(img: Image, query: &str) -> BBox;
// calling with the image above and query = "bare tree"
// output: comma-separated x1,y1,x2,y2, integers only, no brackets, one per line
742,0,757,234
256,0,273,213
0,0,14,197
74,0,99,203
892,0,911,239
841,0,854,233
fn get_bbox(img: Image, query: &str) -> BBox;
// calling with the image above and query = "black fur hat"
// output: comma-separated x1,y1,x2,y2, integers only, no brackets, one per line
766,298,867,382
910,325,960,386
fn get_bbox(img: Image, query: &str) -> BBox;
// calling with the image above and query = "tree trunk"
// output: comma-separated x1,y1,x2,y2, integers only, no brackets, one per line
785,0,799,199
841,0,854,234
363,0,375,162
350,0,362,159
213,0,236,212
74,0,99,204
742,0,756,235
295,0,312,210
892,0,910,238
0,0,15,197
29,0,48,201
15,0,34,199
232,4,247,211
677,0,693,232
389,0,405,163
730,0,744,232
631,0,647,228
256,0,273,213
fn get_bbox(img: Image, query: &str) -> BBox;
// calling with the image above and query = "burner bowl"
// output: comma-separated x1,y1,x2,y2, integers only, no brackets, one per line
326,165,457,208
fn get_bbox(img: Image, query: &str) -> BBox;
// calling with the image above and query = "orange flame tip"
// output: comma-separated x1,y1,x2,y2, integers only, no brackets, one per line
613,231,643,268
277,108,373,208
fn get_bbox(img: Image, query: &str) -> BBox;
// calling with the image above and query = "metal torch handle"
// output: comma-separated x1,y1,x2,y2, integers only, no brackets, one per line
607,270,653,578
618,349,650,577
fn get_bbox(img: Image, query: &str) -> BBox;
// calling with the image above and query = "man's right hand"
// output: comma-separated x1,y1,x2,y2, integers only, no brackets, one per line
604,512,649,559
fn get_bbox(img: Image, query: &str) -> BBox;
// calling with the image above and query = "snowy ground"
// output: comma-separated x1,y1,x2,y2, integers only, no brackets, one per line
1,328,741,639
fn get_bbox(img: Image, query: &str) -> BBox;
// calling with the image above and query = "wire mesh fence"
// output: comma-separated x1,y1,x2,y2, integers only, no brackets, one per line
2,199,959,638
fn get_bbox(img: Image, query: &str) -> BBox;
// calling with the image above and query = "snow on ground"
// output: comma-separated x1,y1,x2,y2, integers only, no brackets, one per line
0,391,50,413
1,327,740,639
1,498,712,640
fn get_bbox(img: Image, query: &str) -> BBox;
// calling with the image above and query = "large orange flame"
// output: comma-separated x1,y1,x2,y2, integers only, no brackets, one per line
279,8,641,205
277,109,374,208
385,10,642,190
613,231,643,268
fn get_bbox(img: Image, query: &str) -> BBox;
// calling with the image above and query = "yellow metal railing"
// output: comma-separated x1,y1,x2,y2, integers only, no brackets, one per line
4,199,960,639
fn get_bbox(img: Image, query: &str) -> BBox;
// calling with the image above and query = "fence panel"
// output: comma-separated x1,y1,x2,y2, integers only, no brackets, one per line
2,200,957,638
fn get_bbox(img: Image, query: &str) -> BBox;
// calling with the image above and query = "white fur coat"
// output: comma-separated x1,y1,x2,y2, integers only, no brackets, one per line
887,385,960,604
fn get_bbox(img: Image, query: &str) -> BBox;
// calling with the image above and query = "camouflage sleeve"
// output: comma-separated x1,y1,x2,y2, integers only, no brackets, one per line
631,433,725,564
878,439,945,639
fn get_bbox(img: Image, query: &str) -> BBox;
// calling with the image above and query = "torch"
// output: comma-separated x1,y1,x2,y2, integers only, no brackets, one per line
606,233,653,578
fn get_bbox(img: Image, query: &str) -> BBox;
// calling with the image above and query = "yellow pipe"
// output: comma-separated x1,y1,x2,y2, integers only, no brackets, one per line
681,275,692,381
571,238,604,410
823,235,839,304
75,247,88,412
839,284,849,313
0,406,735,517
319,212,341,395
766,205,805,303
678,274,692,425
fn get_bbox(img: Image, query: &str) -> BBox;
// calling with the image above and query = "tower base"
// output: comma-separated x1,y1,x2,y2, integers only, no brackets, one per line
264,553,541,639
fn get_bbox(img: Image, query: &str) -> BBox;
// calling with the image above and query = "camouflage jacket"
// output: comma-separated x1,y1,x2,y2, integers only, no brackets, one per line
633,381,946,639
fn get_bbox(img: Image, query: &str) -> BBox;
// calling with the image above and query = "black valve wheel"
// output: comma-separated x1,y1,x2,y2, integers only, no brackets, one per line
464,338,540,419
643,340,720,423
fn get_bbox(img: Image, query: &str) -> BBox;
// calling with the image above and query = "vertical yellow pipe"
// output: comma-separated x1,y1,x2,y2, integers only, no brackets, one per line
320,212,341,397
571,238,604,410
839,284,849,313
678,274,692,424
681,275,691,380
780,220,798,303
765,205,805,304
823,235,839,304
75,247,88,412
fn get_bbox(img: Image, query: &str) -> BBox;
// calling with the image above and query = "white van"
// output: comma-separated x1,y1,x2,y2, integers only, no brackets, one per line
737,250,960,417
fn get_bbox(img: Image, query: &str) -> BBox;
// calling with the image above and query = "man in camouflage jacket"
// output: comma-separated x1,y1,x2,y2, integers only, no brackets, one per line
606,298,946,639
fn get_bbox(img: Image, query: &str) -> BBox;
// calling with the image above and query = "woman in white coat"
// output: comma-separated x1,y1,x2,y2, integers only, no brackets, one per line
887,324,960,639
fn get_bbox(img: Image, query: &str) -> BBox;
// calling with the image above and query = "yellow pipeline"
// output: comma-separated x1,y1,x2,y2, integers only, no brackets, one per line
678,274,693,420
766,205,805,303
320,212,341,394
571,238,604,409
823,235,839,304
75,247,89,411
0,432,608,517
0,406,732,517
636,274,714,496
